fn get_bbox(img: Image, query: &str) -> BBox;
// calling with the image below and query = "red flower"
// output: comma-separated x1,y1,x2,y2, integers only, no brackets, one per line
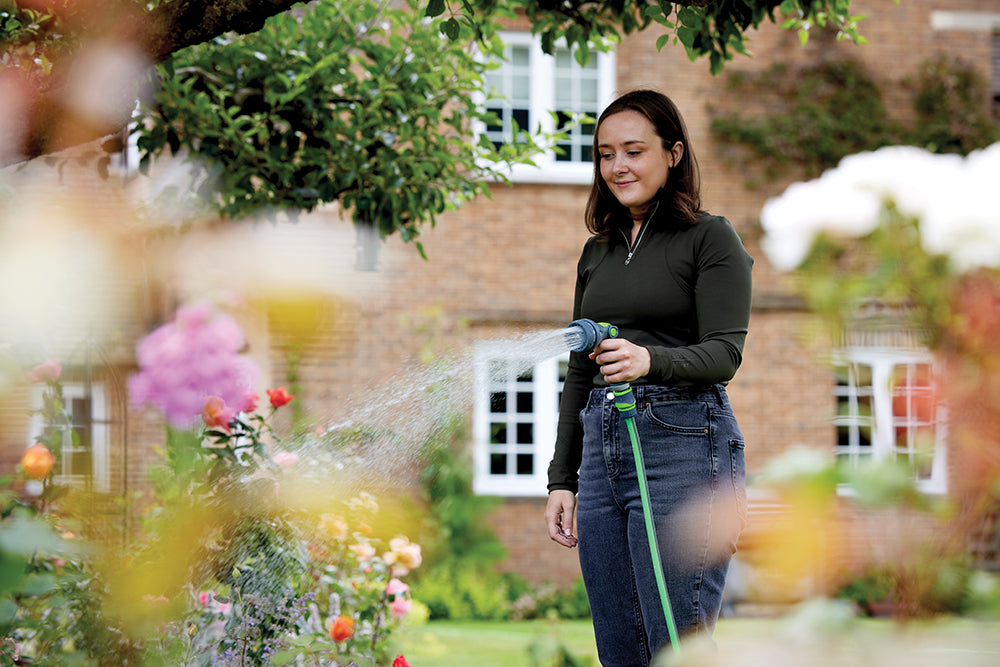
392,655,412,667
201,396,234,431
266,387,294,408
329,615,354,642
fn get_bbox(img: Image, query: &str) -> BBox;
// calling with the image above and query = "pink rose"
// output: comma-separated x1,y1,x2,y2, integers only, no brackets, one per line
27,359,61,383
389,595,412,618
385,578,409,596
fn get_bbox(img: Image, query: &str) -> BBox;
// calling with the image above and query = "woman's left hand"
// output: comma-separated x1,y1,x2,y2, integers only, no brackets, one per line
590,338,651,384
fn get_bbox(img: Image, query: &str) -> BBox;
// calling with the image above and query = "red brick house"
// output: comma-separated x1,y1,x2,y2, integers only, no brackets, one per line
2,0,998,595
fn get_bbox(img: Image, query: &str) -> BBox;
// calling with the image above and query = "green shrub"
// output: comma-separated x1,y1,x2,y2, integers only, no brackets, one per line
413,565,511,621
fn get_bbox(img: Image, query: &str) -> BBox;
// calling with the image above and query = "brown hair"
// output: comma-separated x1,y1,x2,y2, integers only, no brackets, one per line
584,89,702,236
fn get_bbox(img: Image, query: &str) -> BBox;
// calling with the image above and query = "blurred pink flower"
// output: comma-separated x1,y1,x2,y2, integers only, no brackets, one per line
272,451,299,468
389,595,412,618
201,396,234,431
27,359,61,383
198,591,212,607
240,390,259,413
128,301,259,428
385,578,409,596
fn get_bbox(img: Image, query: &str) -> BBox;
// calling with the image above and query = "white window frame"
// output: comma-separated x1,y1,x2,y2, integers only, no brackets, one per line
832,346,948,495
478,31,617,185
29,382,110,492
472,343,566,496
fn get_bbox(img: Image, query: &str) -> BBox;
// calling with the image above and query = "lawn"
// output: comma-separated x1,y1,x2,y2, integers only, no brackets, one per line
391,614,1000,667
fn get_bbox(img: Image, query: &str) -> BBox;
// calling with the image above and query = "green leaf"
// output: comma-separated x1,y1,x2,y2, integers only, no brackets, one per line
425,0,445,18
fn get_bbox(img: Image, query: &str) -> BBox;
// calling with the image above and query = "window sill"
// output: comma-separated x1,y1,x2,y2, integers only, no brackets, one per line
486,162,594,186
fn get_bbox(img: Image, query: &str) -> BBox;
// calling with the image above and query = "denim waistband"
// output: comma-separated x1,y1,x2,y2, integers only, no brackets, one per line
587,383,727,408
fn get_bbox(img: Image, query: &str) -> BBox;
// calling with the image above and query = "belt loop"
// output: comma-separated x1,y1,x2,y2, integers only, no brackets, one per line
712,384,725,405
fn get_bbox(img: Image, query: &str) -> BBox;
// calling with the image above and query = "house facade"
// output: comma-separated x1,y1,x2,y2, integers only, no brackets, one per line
2,0,998,593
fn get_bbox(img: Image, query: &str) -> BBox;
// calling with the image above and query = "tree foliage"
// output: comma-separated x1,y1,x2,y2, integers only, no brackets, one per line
2,0,870,165
1,0,875,246
136,0,545,254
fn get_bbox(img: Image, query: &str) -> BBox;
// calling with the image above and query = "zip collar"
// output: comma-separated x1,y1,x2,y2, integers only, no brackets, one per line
619,201,659,266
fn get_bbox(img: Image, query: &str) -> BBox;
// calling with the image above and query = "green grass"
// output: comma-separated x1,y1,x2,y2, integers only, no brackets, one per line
391,618,599,667
391,615,1000,667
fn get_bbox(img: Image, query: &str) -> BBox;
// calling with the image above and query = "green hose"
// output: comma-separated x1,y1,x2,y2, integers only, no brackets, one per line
610,383,681,655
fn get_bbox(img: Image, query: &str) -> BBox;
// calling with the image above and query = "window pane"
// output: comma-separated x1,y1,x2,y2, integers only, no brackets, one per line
511,45,530,67
491,453,507,475
490,423,507,444
517,423,533,444
512,75,531,97
490,392,507,413
517,453,534,475
516,392,533,413
512,108,529,132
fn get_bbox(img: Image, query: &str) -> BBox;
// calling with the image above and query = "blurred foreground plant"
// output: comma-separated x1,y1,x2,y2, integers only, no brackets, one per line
756,143,1000,620
4,303,421,666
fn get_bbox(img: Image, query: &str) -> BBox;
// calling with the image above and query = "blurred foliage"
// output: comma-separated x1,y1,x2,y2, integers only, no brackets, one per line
710,55,998,185
796,203,956,348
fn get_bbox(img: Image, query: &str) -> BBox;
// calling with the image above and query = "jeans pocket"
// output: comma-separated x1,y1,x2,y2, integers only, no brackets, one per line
643,400,710,434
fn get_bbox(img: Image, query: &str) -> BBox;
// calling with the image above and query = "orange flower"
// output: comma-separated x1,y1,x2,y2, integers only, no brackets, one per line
266,387,294,408
21,444,55,480
329,615,354,642
201,396,234,431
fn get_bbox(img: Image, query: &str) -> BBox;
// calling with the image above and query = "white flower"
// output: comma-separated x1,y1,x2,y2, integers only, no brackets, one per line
920,142,1000,272
761,143,1000,273
760,173,881,270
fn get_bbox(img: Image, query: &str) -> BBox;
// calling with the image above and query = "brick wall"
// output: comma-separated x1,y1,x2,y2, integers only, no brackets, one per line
270,0,1000,587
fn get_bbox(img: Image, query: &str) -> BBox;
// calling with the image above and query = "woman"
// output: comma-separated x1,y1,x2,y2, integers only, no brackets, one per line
544,89,752,665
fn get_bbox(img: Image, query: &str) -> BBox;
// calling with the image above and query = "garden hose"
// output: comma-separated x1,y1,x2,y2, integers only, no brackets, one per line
565,319,681,654
609,382,681,655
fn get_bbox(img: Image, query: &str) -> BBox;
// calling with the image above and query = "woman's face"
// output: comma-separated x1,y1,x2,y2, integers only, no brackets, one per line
597,109,683,218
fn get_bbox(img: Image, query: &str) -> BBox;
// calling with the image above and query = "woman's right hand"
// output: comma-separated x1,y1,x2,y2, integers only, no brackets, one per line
544,489,578,548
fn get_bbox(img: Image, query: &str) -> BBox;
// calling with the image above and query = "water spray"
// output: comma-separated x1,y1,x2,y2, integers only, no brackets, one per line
565,318,681,655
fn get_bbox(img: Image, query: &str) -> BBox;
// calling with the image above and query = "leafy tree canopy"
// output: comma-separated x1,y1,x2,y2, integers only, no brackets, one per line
1,0,873,248
136,0,545,257
2,0,869,164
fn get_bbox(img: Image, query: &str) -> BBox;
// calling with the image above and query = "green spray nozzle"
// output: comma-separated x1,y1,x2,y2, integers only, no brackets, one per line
566,318,619,352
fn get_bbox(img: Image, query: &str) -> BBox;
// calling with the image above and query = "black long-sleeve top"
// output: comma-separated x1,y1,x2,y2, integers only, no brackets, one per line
547,212,754,494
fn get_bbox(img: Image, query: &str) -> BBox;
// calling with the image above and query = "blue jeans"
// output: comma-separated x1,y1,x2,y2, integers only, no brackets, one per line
576,385,747,666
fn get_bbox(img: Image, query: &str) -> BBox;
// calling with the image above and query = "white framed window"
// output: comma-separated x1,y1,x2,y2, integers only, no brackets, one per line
29,382,110,492
833,346,947,495
472,344,568,496
482,32,616,185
